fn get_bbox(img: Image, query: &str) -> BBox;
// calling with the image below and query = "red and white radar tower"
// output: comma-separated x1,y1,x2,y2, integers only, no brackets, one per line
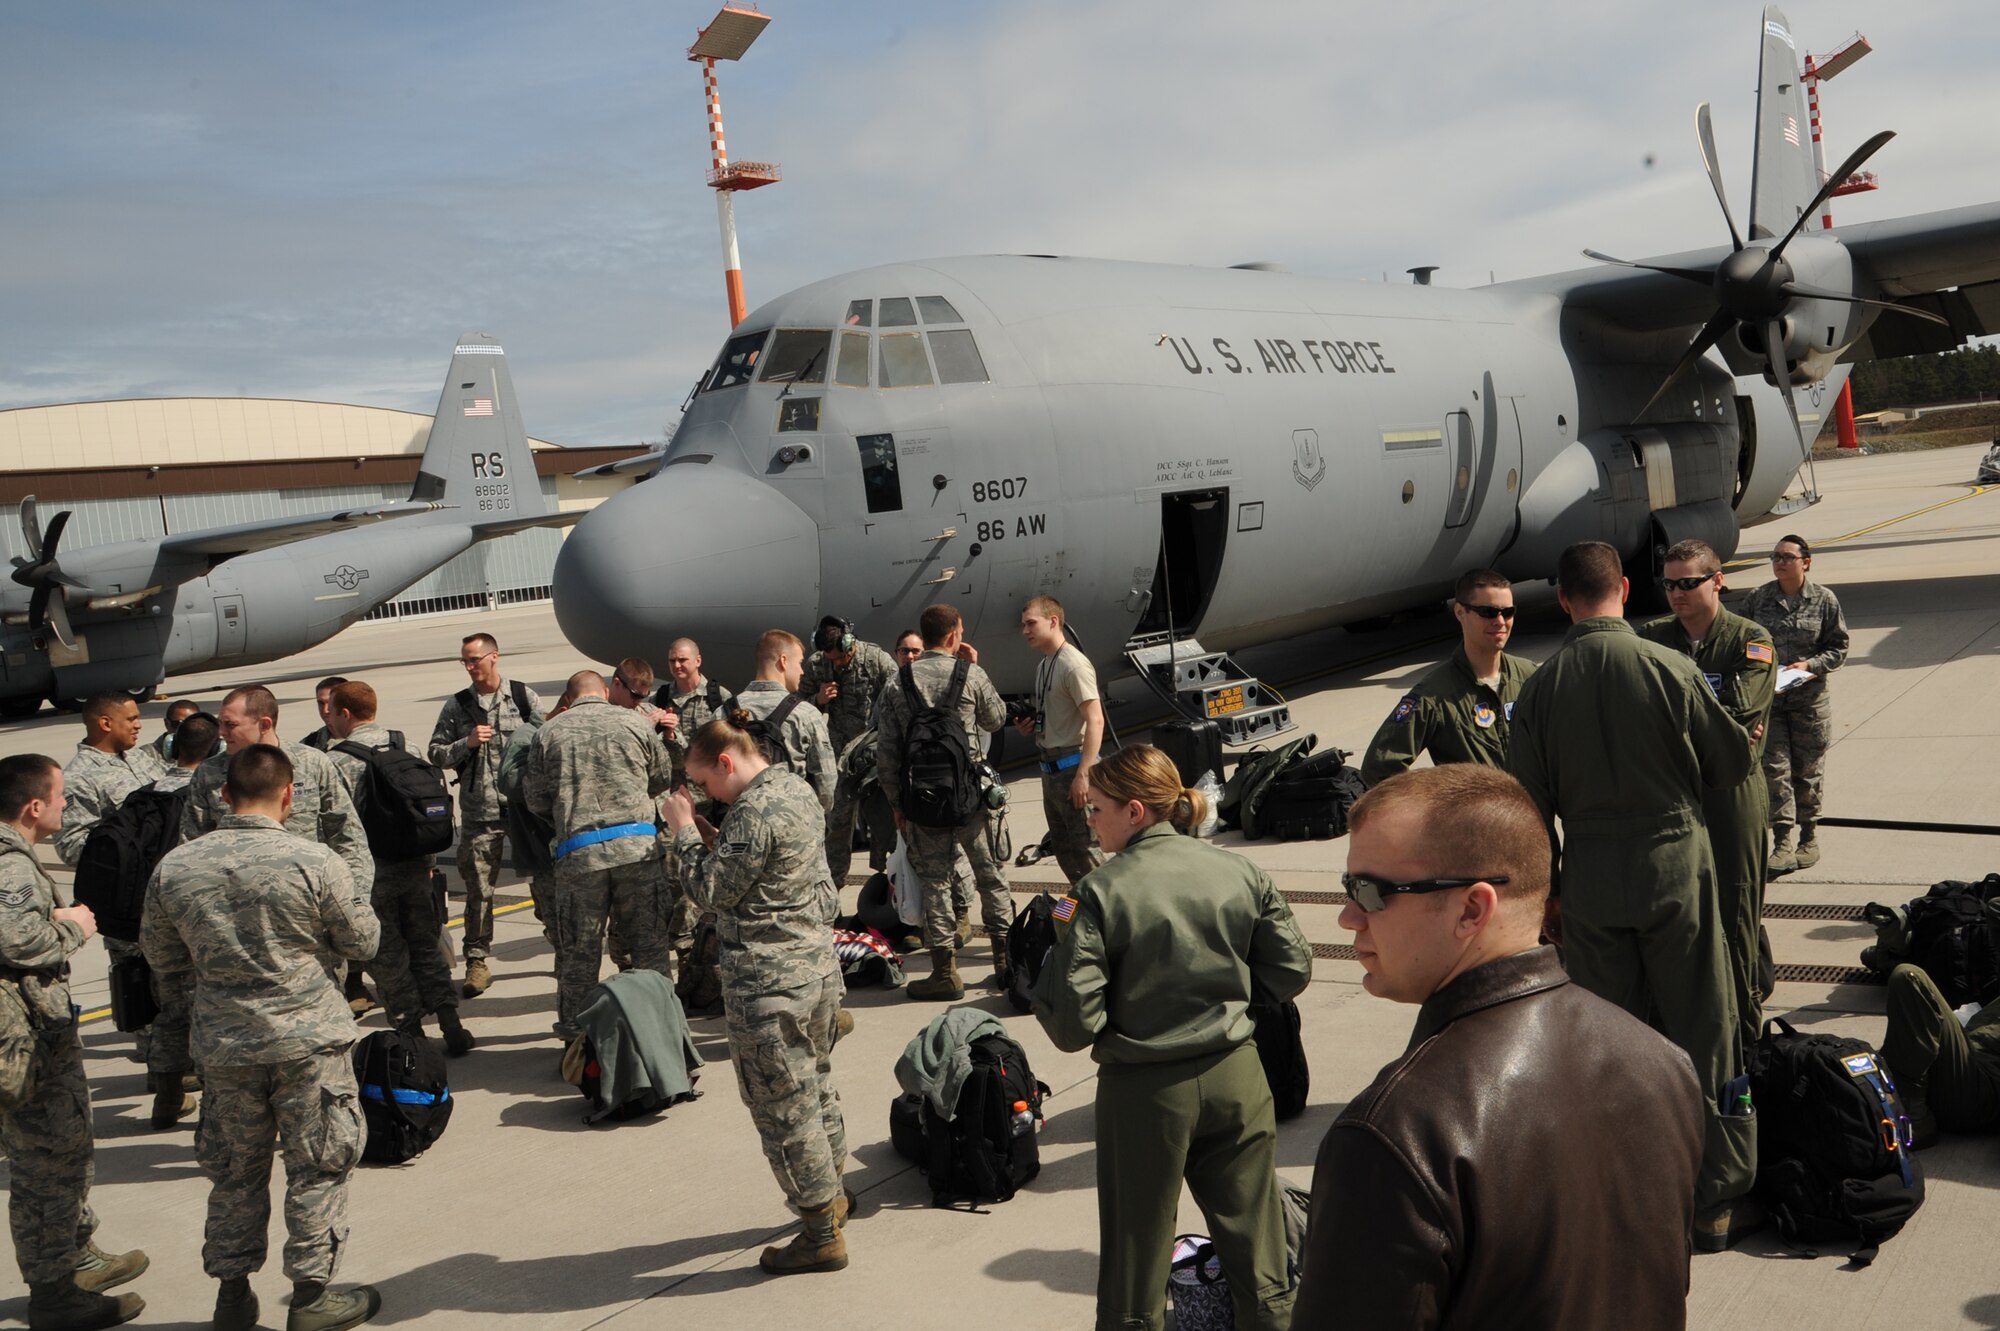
1801,30,1874,449
689,6,779,328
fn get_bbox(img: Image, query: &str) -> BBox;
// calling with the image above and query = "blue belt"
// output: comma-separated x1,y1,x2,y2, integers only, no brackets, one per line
553,822,656,860
1039,751,1082,774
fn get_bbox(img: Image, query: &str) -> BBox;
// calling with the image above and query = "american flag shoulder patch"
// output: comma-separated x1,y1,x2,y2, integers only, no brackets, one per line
1746,641,1774,664
1051,895,1078,923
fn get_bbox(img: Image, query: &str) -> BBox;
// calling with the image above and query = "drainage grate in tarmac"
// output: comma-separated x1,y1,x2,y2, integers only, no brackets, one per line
1770,964,1885,985
1312,943,1361,961
1763,904,1867,921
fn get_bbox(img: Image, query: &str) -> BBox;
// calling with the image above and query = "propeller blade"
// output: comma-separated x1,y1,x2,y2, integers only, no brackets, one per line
38,508,70,561
1581,250,1714,286
1777,283,1954,327
1763,318,1820,501
27,584,48,628
1635,310,1735,422
43,593,75,651
18,496,41,557
1696,102,1745,253
1771,130,1896,260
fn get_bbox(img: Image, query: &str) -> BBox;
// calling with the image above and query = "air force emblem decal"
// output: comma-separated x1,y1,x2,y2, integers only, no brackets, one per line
324,565,371,592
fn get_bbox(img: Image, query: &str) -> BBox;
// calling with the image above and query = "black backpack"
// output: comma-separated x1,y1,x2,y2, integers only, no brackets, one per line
1747,1017,1923,1265
896,659,981,829
740,695,805,770
353,1028,453,1164
1217,733,1317,840
1905,876,2000,1007
1257,749,1365,842
1005,893,1060,1014
1252,1000,1311,1120
890,1032,1049,1208
334,740,455,861
73,784,188,942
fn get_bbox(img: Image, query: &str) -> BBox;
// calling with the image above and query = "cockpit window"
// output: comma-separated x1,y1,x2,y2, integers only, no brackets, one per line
878,297,918,328
916,296,963,324
704,328,771,392
927,329,988,384
878,333,933,388
857,433,902,513
844,299,873,328
758,330,830,385
835,331,869,387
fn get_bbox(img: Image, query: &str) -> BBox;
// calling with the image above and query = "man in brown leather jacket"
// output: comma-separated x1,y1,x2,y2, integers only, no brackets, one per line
1293,766,1704,1331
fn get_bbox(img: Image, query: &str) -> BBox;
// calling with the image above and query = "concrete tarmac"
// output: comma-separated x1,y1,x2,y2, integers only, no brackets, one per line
1,444,1995,1328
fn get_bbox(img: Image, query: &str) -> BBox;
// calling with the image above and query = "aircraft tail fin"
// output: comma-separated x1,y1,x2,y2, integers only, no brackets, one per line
409,332,549,525
1747,6,1820,242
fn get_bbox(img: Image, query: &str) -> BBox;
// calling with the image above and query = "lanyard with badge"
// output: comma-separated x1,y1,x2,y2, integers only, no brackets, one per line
1033,654,1055,745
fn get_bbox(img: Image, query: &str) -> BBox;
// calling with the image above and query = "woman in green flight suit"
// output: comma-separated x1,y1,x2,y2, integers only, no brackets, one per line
1032,745,1312,1331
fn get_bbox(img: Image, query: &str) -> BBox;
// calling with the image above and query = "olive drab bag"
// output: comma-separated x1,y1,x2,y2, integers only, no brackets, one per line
896,658,981,829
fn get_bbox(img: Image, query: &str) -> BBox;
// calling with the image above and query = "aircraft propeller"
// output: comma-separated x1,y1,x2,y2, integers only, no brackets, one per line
10,496,85,649
1583,103,1949,500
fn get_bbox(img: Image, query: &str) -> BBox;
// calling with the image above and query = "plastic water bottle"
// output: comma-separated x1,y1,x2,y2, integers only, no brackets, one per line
1010,1099,1035,1136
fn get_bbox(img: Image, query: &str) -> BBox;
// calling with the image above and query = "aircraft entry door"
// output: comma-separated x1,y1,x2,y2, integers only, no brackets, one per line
1134,488,1228,640
214,595,246,659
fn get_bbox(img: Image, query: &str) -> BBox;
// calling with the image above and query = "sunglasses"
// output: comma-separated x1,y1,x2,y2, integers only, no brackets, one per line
1660,575,1716,592
1771,553,1803,564
614,676,644,696
1341,871,1509,913
1457,602,1515,620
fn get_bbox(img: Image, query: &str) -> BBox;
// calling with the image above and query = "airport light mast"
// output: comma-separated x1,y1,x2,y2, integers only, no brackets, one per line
689,6,779,328
1802,30,1874,450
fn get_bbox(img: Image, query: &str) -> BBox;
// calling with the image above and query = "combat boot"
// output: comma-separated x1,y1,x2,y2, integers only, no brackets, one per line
344,969,374,1017
287,1281,381,1331
833,1008,854,1045
150,1081,194,1129
437,1007,475,1057
72,1242,147,1294
1693,1195,1767,1253
213,1276,257,1331
988,936,1011,990
832,1186,860,1229
908,948,964,1002
954,908,973,947
461,958,491,997
1767,828,1800,875
1795,823,1821,870
27,1280,142,1331
758,1202,848,1275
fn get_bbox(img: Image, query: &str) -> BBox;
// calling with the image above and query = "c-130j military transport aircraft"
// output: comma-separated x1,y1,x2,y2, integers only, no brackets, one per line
553,6,1999,737
1,336,575,715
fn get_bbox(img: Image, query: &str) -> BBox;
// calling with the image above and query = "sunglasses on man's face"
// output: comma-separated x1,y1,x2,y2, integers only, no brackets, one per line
1771,553,1803,564
1660,575,1716,592
1341,872,1509,913
1457,602,1515,620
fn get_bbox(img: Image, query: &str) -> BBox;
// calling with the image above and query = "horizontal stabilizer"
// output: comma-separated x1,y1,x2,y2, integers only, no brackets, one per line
572,450,664,480
467,509,585,540
156,502,444,559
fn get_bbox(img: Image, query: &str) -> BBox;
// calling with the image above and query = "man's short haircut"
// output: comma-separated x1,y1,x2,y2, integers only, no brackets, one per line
568,670,607,697
313,676,348,695
1662,539,1719,575
0,755,59,821
223,685,279,724
1453,568,1511,602
225,744,294,803
668,637,701,659
1778,533,1812,558
756,629,803,667
1349,766,1550,904
165,699,200,723
615,657,655,695
462,632,499,654
329,681,378,722
81,692,133,724
174,714,220,766
919,603,962,648
1023,595,1065,622
1556,542,1624,604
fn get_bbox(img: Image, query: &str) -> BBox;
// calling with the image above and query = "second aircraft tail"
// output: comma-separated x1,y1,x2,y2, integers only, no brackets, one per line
408,332,552,527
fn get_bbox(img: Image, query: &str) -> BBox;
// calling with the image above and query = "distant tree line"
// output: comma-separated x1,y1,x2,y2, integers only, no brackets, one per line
1850,344,2000,412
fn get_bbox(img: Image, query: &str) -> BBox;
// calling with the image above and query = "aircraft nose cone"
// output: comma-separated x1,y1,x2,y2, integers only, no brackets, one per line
553,467,820,675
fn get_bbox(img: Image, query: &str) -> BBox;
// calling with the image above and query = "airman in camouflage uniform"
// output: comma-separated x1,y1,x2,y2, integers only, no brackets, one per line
736,681,837,811
522,674,674,1042
0,756,148,1331
143,744,381,1331
653,643,734,955
877,607,1012,1002
800,621,897,883
1744,535,1849,873
666,739,847,1276
428,634,544,996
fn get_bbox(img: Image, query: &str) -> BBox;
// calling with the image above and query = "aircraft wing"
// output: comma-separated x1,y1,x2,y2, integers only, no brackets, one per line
571,449,663,480
155,501,446,559
466,509,585,538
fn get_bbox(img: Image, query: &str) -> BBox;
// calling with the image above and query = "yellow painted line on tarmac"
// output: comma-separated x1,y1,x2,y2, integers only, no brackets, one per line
1725,483,1997,569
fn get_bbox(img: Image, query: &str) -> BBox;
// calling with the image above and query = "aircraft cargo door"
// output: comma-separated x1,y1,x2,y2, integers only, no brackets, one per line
1134,488,1228,640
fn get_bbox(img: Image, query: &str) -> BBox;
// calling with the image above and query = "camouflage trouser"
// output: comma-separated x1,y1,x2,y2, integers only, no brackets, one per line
148,967,196,1081
0,1031,97,1284
1763,688,1832,837
906,809,1012,950
197,1047,361,1283
548,851,673,1040
656,831,694,955
1040,767,1105,884
103,936,150,1061
724,973,846,1212
455,821,509,961
1881,965,2000,1131
824,773,862,885
369,859,457,1031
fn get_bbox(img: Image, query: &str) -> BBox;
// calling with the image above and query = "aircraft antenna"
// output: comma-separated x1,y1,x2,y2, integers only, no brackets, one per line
689,6,780,327
1803,30,1874,454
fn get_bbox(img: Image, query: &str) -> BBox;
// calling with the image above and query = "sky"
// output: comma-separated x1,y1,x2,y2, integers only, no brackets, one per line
3,1,1996,447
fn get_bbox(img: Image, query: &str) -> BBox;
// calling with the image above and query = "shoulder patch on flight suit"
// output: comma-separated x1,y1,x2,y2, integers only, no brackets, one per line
1745,642,1774,664
1472,702,1496,729
1389,695,1418,723
1051,895,1078,923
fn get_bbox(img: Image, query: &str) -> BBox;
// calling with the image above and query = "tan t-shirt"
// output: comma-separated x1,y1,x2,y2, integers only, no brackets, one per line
1035,642,1100,751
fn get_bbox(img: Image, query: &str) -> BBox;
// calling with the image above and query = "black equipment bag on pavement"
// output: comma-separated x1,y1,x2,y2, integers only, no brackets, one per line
1153,719,1224,787
73,785,188,942
353,1029,453,1164
896,658,981,829
334,741,455,861
1005,893,1060,1014
1217,733,1316,840
1252,1000,1310,1120
1747,1017,1922,1264
1257,748,1365,843
1904,876,2000,1007
891,1032,1049,1207
108,956,159,1032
